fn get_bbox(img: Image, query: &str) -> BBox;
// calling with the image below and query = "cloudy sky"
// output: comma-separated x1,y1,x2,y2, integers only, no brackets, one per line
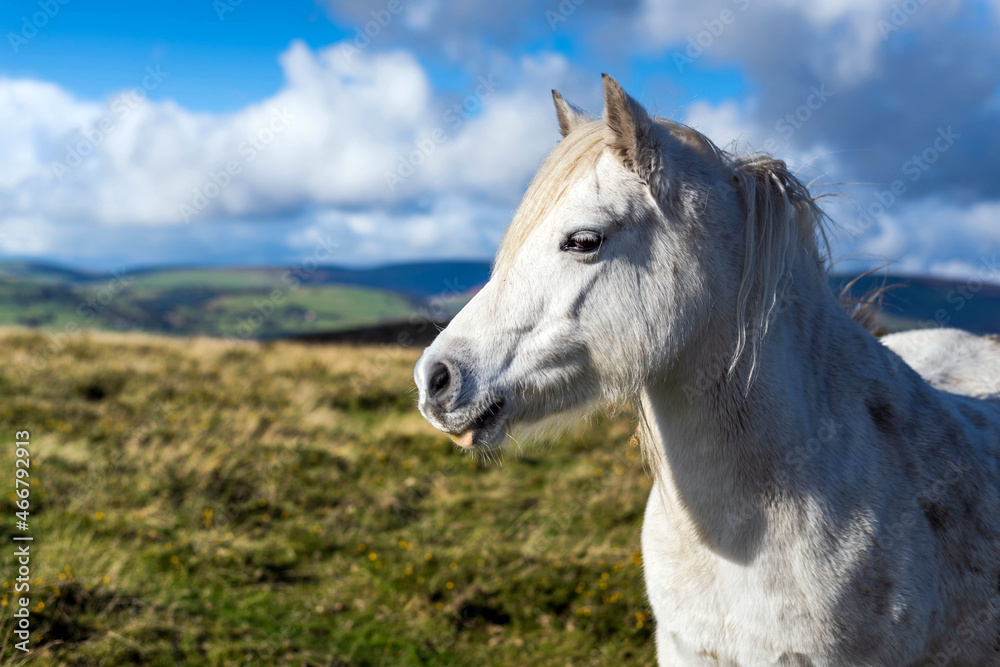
0,0,998,279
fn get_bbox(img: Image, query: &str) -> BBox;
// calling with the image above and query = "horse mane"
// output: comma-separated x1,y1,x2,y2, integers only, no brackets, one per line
727,151,830,385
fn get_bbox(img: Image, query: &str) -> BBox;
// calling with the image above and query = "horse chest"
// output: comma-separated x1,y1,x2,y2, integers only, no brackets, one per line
641,486,842,664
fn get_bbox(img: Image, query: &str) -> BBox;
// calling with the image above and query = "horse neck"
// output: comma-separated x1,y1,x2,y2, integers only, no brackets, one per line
640,258,893,562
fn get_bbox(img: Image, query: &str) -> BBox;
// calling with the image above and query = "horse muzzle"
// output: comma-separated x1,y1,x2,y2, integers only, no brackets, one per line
414,353,508,448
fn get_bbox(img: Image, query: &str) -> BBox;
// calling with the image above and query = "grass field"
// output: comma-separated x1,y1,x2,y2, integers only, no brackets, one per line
0,328,656,666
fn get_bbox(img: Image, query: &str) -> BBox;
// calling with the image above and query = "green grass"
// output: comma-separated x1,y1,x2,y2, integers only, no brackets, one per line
0,329,656,666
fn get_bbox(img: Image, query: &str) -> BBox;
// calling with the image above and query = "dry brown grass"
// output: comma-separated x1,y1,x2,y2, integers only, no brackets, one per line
0,328,655,666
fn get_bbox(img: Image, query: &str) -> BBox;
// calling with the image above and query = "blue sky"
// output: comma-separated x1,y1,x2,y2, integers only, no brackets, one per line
0,1,750,114
0,0,998,280
1,1,351,111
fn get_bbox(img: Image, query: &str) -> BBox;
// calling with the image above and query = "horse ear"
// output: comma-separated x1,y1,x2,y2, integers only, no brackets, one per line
601,73,659,181
551,90,590,138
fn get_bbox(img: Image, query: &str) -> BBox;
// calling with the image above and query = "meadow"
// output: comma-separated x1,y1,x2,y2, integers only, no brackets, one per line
0,328,656,666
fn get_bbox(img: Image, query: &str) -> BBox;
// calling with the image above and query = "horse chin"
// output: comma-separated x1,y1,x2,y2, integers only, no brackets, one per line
437,386,599,452
445,396,508,450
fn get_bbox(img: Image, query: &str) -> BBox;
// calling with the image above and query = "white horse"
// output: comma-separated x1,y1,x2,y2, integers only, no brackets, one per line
414,74,1000,666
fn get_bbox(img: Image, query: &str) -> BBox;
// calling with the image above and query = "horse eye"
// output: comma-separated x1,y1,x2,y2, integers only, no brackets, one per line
561,230,604,253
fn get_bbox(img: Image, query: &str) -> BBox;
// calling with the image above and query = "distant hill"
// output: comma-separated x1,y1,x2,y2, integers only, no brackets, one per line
0,260,996,340
303,261,491,298
1,260,494,299
0,261,105,284
830,273,1000,336
0,262,442,339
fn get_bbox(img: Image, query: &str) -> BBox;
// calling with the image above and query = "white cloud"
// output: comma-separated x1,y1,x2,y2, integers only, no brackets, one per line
0,42,571,266
288,195,511,265
0,79,101,190
0,41,554,228
829,198,1000,280
636,0,926,85
0,215,59,255
37,42,441,225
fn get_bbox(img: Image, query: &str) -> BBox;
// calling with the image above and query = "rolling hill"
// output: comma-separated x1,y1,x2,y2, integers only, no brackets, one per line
0,262,428,339
0,260,997,340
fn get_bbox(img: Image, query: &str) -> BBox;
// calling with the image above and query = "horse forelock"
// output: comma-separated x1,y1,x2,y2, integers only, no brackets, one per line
494,120,609,274
496,117,825,259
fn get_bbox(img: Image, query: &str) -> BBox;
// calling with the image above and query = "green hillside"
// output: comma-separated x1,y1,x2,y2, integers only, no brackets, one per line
0,265,420,339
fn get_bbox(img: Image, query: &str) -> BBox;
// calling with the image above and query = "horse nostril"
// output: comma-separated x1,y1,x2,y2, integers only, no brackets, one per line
428,362,451,399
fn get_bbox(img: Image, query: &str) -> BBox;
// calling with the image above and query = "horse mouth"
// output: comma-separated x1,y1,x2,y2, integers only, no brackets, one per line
449,397,506,449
